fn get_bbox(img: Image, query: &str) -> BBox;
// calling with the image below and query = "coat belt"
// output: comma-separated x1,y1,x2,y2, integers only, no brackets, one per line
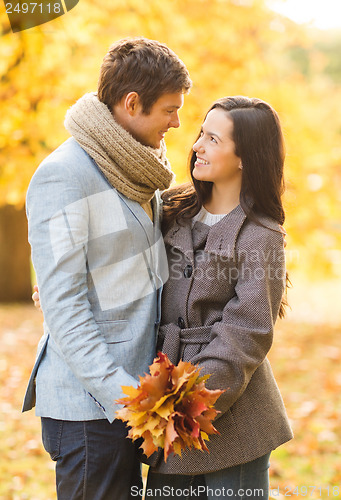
158,323,212,364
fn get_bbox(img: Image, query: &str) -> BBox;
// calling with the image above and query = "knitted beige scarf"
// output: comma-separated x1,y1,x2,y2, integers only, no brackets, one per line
64,92,174,206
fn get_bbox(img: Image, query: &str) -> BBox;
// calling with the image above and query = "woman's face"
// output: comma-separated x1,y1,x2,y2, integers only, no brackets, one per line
192,108,242,187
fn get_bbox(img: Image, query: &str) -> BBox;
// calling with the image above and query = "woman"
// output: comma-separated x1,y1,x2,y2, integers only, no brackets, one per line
144,96,293,499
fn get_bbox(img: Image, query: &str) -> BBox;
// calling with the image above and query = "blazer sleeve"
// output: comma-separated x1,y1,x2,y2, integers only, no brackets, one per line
26,161,138,423
189,225,286,417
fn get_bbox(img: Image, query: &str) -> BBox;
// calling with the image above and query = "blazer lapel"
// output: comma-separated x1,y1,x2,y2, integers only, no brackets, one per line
151,190,163,236
116,190,155,247
116,190,167,296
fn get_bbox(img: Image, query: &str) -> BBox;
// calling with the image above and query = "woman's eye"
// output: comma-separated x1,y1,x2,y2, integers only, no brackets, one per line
210,137,217,143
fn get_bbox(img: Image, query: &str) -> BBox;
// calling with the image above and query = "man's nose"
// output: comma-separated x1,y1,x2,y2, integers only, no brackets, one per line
170,113,180,129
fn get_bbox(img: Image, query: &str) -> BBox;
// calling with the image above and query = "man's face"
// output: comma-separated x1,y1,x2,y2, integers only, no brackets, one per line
127,92,184,149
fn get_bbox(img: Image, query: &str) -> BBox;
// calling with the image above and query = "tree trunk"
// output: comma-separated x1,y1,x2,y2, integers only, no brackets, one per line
0,204,32,302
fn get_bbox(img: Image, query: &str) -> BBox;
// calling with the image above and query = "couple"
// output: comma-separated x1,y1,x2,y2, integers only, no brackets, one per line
23,37,293,500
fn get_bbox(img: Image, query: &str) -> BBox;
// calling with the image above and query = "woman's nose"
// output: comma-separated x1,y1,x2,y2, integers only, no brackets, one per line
193,137,204,152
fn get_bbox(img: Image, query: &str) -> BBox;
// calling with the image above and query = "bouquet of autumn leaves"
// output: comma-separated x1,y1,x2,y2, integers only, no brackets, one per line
116,352,224,462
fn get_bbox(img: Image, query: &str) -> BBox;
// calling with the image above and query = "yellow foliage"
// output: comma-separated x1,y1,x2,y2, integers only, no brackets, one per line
0,0,340,277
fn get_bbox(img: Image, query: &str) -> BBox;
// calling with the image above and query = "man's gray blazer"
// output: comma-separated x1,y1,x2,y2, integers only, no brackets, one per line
22,137,167,423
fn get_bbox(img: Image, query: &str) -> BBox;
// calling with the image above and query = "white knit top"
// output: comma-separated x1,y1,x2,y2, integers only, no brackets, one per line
192,206,226,227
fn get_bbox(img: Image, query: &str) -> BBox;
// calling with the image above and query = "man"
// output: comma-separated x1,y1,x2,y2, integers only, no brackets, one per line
23,37,192,500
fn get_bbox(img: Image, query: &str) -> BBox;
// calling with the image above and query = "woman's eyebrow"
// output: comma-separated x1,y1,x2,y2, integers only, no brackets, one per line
202,127,222,141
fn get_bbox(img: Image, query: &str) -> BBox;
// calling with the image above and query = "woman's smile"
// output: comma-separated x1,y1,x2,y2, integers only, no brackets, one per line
194,156,209,167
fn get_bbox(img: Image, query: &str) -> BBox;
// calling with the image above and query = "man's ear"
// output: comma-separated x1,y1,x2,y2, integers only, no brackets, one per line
124,92,140,116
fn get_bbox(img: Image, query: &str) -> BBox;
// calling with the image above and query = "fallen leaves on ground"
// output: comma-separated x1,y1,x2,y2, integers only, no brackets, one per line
0,299,340,499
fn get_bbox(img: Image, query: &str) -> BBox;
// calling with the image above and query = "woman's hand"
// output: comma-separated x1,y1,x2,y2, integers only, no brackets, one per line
32,285,42,312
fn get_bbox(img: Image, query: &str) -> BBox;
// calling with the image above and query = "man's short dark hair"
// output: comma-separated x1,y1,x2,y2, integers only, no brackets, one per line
97,37,192,114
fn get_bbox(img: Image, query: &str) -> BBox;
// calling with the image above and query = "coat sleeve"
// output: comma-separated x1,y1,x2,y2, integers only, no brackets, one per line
189,225,286,417
26,161,138,423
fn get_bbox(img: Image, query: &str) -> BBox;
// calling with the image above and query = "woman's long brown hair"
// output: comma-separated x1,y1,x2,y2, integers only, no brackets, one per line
162,96,289,318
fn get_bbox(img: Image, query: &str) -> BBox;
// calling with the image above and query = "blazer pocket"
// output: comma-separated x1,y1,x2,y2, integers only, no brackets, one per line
97,320,133,344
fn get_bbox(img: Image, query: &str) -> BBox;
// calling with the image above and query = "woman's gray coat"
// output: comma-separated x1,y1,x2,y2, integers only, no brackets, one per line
147,204,293,474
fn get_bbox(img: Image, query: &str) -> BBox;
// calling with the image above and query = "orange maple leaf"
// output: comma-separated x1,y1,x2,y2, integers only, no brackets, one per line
116,352,225,462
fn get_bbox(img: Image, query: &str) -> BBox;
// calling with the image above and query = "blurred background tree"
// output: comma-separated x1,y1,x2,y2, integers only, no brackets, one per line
1,0,340,301
1,2,341,497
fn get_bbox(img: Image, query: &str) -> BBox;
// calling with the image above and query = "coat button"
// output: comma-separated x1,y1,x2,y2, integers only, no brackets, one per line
178,317,185,329
183,264,193,278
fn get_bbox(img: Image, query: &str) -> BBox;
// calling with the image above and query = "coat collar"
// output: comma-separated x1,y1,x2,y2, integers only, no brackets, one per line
205,204,247,259
204,205,281,258
163,215,195,262
163,204,248,263
163,203,282,262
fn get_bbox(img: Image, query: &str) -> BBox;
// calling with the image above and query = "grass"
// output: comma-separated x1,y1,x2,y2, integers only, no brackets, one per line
0,277,340,499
